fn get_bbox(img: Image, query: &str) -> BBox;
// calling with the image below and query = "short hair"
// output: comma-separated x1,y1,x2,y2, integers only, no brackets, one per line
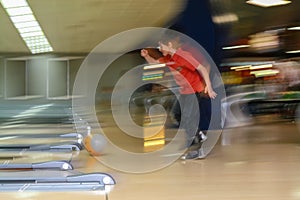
160,29,183,49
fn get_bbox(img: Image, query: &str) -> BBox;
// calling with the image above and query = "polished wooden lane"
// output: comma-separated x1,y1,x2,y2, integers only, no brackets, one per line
0,120,299,200
107,121,300,200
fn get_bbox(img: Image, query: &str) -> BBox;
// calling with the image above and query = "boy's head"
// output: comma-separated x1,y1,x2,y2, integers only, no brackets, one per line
158,31,182,56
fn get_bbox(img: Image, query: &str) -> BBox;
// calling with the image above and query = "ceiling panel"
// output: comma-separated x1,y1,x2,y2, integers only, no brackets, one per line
0,0,187,54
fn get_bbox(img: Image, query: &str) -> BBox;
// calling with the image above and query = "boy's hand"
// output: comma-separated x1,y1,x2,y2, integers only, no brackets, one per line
205,86,217,99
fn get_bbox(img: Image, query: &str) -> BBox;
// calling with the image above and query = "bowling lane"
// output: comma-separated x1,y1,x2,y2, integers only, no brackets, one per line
0,118,299,200
105,120,300,200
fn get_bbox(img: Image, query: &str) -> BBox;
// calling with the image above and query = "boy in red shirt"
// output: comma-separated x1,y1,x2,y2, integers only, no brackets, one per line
141,35,216,159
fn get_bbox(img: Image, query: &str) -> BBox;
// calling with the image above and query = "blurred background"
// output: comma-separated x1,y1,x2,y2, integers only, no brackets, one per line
0,0,299,131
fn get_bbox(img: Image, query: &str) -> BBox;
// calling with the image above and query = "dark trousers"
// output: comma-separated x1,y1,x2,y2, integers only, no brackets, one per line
196,92,211,132
171,92,212,133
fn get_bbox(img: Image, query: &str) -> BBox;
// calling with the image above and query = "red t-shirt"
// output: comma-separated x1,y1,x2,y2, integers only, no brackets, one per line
159,48,205,94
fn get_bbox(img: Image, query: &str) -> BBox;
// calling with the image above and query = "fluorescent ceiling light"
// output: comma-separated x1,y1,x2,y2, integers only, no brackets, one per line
286,50,300,53
0,0,27,8
230,64,272,71
212,13,238,24
250,64,273,70
230,65,251,71
0,0,53,54
222,45,250,50
287,26,300,31
250,69,279,77
18,26,42,33
14,21,39,28
246,0,291,7
21,31,43,37
6,6,32,15
10,14,35,23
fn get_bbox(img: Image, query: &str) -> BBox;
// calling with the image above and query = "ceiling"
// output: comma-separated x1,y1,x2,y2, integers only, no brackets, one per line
0,0,187,55
1,0,300,57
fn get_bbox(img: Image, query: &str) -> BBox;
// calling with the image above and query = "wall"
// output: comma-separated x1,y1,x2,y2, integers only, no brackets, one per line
0,52,144,120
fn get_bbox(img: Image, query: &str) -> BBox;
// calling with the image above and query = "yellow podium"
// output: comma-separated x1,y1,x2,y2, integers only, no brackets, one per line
143,114,165,152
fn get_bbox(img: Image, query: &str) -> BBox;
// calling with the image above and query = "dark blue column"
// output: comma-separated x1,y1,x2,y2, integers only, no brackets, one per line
170,0,225,67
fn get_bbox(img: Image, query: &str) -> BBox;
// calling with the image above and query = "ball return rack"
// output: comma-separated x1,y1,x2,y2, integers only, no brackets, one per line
0,170,115,192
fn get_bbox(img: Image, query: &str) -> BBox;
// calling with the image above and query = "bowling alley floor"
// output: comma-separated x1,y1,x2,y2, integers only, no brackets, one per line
105,118,300,200
1,117,300,200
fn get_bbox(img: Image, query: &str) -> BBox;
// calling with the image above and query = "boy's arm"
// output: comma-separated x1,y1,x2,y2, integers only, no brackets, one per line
196,64,217,99
141,49,160,64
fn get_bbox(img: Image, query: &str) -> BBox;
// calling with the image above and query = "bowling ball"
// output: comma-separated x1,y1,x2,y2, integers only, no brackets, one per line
84,133,107,156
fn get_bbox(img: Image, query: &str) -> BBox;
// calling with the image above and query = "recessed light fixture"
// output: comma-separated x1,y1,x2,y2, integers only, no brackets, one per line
246,0,291,7
0,0,53,54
